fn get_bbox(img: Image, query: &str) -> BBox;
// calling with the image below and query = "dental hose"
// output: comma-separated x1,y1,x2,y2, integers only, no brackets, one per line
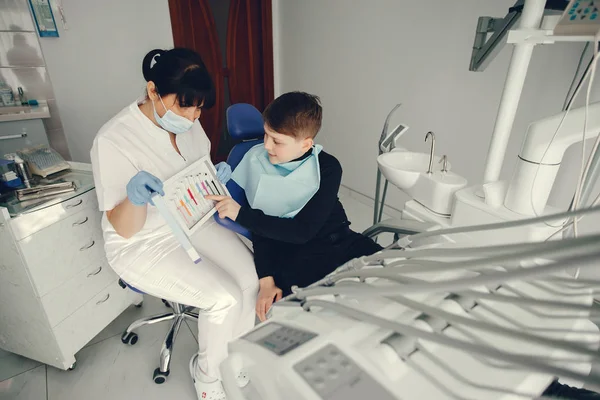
397,203,600,248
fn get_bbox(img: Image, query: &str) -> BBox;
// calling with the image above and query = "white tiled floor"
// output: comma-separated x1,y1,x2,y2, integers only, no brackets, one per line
0,195,380,400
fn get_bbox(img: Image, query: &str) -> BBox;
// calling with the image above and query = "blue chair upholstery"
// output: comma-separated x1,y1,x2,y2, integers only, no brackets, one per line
215,104,265,239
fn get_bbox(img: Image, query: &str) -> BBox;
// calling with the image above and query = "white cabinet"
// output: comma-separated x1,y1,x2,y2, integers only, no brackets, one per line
0,164,142,370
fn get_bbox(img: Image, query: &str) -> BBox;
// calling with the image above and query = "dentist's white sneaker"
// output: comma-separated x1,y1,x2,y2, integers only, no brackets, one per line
190,354,226,400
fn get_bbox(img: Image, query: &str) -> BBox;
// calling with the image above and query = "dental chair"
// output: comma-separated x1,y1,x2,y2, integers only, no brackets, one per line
214,103,265,238
214,103,429,243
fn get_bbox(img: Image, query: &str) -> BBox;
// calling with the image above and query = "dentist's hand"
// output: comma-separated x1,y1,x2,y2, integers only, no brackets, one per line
206,195,241,221
126,171,164,206
215,162,232,185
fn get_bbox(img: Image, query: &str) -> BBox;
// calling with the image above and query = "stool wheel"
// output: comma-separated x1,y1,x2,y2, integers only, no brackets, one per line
121,332,139,345
135,301,143,308
68,362,76,371
153,368,170,384
162,299,170,308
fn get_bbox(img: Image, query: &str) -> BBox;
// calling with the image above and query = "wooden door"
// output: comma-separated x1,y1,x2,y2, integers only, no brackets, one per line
168,0,274,162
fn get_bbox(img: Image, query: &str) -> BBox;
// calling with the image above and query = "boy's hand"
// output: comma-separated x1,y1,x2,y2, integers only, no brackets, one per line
256,277,283,322
205,195,241,221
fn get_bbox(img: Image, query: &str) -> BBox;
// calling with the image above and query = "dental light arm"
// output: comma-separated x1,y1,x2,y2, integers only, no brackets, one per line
519,101,600,164
505,101,600,216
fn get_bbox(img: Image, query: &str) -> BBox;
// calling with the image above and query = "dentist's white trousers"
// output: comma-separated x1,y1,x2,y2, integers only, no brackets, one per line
119,220,259,379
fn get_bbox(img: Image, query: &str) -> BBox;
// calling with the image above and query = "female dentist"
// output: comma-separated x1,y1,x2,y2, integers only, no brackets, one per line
90,48,258,400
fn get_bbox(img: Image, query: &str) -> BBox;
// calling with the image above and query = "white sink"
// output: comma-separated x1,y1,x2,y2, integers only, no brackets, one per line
378,150,467,215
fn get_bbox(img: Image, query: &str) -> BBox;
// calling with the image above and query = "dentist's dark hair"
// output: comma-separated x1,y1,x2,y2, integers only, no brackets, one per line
142,48,215,109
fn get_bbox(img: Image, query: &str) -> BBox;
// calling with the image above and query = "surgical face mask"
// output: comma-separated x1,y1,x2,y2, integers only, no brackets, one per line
152,95,194,134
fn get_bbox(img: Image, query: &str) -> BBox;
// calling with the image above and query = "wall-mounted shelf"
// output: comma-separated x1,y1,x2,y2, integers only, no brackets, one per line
0,101,50,123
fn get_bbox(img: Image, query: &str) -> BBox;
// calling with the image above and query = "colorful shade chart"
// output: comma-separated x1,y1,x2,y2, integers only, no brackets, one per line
169,171,226,230
152,155,228,262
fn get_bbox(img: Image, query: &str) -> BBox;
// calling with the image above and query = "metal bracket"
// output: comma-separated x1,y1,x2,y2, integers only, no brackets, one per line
469,0,569,71
469,1,524,72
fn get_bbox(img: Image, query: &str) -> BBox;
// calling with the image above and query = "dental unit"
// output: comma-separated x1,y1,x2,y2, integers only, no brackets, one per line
220,1,600,399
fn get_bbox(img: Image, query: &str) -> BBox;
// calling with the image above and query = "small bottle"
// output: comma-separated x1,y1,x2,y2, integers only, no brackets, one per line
18,87,28,106
0,81,16,107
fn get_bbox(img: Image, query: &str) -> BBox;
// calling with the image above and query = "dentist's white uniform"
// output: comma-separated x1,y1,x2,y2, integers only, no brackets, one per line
90,99,258,378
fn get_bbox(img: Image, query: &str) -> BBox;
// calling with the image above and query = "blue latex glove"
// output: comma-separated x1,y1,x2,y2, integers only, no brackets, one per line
215,162,232,185
126,171,165,206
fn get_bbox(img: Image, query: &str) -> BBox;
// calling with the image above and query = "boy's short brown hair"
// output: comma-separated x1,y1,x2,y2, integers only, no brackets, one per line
262,92,322,139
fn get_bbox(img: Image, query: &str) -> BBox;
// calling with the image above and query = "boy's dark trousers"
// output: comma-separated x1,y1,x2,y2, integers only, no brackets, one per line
542,380,600,399
276,226,383,296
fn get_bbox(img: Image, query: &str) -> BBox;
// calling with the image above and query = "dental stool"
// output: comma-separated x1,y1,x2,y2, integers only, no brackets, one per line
118,279,199,384
214,103,265,239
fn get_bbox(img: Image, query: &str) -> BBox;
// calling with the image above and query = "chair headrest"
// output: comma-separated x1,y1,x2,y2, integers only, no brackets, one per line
226,104,264,141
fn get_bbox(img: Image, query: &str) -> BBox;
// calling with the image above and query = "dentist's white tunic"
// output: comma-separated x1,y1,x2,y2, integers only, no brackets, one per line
90,99,258,378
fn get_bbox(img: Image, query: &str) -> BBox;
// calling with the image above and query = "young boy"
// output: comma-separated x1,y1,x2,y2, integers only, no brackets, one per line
207,92,382,321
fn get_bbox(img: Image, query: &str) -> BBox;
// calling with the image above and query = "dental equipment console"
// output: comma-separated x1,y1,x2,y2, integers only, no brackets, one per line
221,1,600,399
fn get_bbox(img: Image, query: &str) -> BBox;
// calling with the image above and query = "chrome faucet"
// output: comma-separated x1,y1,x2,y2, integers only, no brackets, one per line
425,131,435,174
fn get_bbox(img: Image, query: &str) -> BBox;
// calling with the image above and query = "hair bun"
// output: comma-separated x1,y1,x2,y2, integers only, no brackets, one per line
142,49,165,82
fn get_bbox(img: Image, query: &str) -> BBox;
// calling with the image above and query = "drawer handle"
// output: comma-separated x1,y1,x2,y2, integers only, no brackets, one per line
66,199,83,209
72,217,89,226
96,293,110,305
80,240,95,251
87,266,102,277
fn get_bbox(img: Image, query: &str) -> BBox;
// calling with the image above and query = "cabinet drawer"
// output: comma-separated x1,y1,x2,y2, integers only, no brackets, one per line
19,207,106,296
11,190,98,241
54,282,140,356
42,261,118,327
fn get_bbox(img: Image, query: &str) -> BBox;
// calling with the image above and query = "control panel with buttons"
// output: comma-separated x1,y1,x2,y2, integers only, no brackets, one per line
554,0,600,35
242,322,317,356
293,344,396,400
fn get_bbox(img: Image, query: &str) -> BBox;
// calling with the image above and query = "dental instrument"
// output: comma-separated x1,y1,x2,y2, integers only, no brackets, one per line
187,176,209,211
178,188,199,220
173,198,192,227
209,178,221,196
